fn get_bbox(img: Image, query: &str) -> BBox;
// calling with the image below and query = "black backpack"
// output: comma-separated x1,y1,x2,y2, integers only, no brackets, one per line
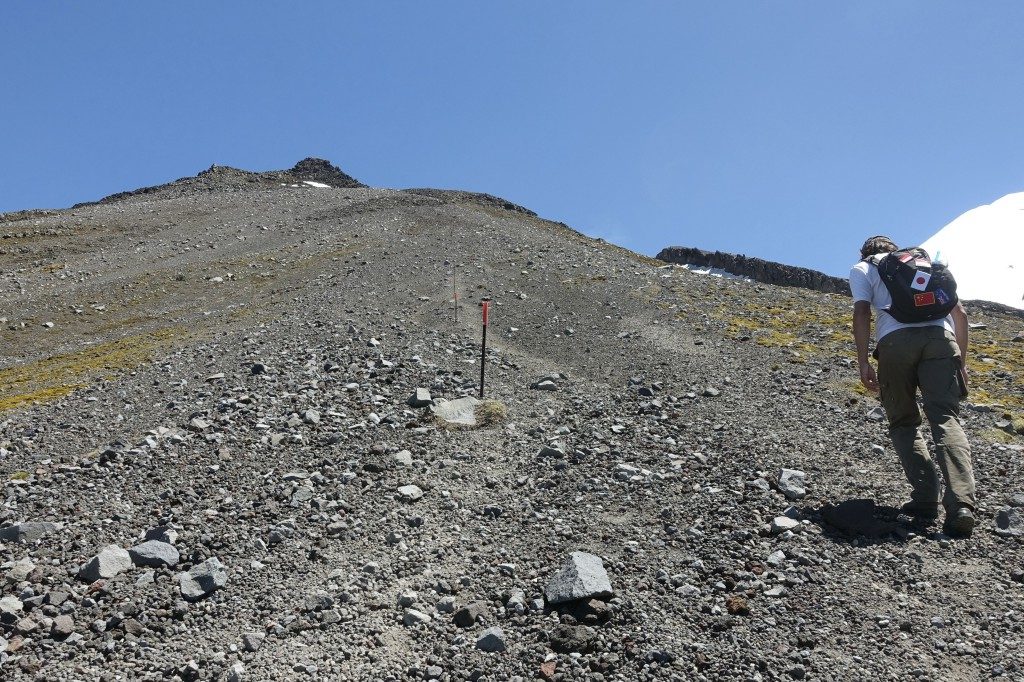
867,247,958,323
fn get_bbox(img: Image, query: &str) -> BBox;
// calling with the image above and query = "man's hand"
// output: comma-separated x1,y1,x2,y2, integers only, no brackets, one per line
859,361,879,393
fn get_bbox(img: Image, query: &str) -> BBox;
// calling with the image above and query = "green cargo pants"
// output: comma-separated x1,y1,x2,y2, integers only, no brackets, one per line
877,326,976,513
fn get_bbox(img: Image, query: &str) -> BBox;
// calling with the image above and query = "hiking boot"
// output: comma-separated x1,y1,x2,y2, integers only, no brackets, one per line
899,501,939,520
943,507,976,537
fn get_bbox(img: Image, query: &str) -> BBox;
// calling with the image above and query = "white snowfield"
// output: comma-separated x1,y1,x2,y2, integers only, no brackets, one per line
302,180,332,189
920,192,1024,309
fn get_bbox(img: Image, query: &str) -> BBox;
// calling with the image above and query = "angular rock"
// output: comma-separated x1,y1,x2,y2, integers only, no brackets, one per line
179,557,228,601
3,558,35,583
0,522,59,544
129,540,180,568
545,551,613,605
51,615,74,638
430,397,480,426
398,484,424,502
476,626,506,652
79,545,132,582
407,388,433,408
777,469,807,500
392,450,413,466
771,516,800,535
242,632,265,652
550,624,598,653
403,608,432,626
454,601,488,628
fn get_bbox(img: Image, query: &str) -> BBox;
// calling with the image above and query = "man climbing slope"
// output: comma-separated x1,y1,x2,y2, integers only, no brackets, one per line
850,235,977,537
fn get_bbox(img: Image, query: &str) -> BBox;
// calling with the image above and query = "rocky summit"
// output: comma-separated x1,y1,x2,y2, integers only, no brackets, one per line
0,159,1022,680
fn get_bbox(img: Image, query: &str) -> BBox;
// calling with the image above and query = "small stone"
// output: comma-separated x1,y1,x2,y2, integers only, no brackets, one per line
189,417,211,432
392,450,413,466
129,540,180,568
3,558,35,583
476,626,507,652
454,602,488,628
545,552,614,605
407,388,433,407
771,517,800,535
302,409,321,425
242,632,265,652
51,615,74,638
866,406,886,422
403,609,432,626
777,469,807,500
398,485,424,502
0,596,24,616
227,662,245,682
550,624,598,653
79,545,132,582
178,557,228,601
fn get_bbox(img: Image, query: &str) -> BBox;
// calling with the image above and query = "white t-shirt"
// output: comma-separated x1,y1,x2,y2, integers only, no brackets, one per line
849,260,953,343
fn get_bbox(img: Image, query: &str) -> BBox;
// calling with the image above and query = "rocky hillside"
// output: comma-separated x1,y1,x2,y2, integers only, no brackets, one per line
0,160,1022,681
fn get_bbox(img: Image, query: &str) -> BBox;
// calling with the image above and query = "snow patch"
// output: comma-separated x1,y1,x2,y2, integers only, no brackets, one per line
920,192,1024,309
302,180,331,189
677,264,753,283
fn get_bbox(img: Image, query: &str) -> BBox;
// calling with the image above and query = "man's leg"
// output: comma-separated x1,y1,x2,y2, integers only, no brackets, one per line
877,330,940,510
918,330,976,514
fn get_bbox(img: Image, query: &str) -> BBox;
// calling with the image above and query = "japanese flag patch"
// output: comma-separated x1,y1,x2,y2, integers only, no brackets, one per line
910,271,931,291
914,292,936,307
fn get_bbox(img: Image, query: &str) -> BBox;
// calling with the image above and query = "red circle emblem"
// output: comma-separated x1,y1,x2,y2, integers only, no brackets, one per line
916,277,925,284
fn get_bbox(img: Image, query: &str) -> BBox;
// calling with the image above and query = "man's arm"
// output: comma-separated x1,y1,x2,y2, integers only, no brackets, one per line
853,301,879,392
950,301,969,375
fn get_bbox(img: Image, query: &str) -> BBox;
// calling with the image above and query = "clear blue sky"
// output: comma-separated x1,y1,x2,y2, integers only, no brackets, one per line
3,2,1023,276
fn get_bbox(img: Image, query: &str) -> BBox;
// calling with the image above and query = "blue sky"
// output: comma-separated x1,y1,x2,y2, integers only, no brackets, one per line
3,2,1023,276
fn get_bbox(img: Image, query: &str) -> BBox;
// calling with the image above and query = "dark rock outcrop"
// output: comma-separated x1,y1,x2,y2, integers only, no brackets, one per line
656,246,849,295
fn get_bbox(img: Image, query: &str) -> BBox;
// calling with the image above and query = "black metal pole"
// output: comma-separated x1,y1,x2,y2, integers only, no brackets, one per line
479,301,488,398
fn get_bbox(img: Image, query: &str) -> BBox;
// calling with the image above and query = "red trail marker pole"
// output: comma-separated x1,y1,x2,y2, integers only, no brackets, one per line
479,300,489,398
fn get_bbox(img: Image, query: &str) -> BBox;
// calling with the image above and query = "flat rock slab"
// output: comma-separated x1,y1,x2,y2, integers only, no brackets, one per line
0,522,60,544
430,397,480,426
822,499,896,537
545,551,613,605
79,545,132,582
995,507,1024,537
129,540,180,568
179,557,228,601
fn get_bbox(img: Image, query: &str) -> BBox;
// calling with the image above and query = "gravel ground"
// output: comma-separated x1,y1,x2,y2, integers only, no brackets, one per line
0,161,1022,681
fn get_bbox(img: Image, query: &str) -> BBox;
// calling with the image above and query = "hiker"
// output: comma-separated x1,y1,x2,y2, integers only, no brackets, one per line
849,235,976,537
